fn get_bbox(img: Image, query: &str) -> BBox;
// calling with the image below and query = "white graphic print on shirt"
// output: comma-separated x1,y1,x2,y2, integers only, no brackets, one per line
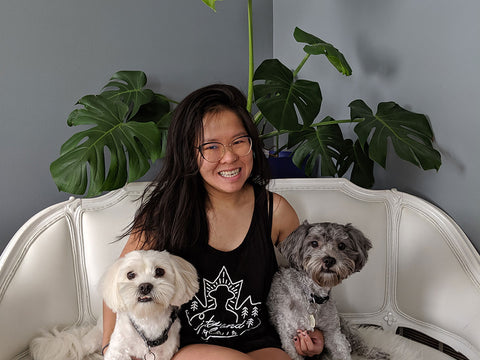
185,266,262,341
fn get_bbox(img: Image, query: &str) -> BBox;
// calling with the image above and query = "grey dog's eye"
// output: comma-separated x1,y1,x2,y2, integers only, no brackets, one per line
155,267,165,278
127,271,136,280
338,242,346,250
310,241,319,248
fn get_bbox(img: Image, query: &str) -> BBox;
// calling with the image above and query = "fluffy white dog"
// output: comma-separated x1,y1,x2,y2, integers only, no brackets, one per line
30,250,198,360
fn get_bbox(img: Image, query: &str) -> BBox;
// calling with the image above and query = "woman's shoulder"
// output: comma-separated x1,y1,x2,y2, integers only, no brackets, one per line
271,192,297,217
271,191,300,244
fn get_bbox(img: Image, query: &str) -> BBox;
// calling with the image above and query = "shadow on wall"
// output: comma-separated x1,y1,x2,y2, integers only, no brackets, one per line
355,34,399,80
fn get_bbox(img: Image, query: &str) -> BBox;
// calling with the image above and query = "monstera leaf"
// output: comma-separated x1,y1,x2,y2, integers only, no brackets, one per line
253,59,322,131
350,100,441,171
50,95,164,197
100,71,155,117
290,117,344,177
130,93,172,124
201,0,222,11
337,140,375,188
50,71,170,197
294,27,352,76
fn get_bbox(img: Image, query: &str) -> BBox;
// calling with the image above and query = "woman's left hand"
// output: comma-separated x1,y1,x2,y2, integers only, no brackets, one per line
293,328,324,357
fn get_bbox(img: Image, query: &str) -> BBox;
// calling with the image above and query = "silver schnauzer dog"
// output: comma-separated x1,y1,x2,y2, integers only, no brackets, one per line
268,221,389,360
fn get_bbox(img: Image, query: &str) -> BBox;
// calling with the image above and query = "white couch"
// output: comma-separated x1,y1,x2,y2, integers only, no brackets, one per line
1,178,479,360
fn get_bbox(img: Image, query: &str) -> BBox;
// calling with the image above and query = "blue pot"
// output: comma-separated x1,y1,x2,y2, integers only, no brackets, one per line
267,151,308,179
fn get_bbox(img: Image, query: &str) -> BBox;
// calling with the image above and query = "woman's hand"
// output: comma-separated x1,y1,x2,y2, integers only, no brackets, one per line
294,328,324,357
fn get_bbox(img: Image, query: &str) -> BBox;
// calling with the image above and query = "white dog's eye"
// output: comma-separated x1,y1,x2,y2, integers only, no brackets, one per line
155,267,165,278
127,271,136,280
338,242,346,250
310,241,319,248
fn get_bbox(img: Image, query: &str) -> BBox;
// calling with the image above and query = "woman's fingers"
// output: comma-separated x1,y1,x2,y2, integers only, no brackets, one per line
293,329,324,357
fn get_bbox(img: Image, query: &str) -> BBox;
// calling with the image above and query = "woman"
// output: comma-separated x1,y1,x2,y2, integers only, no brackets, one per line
102,84,324,359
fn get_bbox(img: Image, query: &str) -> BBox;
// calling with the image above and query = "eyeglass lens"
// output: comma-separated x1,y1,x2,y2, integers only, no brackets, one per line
200,136,252,162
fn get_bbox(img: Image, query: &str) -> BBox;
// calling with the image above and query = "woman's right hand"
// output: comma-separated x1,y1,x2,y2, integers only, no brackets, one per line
294,328,324,357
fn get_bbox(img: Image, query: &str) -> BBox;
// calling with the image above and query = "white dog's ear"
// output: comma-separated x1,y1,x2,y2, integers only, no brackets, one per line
169,255,199,307
101,257,126,313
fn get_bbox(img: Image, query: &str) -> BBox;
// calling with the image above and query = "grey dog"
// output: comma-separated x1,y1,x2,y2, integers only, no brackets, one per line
268,221,389,360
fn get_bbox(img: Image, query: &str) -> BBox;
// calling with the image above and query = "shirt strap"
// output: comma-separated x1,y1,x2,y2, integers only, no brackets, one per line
267,191,274,241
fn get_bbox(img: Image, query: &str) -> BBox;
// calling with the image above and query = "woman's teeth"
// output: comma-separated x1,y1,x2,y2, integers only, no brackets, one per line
219,169,240,178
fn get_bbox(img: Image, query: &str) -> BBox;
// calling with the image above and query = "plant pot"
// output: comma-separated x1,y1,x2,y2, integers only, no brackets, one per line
267,150,309,179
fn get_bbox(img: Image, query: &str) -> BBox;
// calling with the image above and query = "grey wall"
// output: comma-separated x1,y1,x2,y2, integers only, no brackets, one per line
2,0,479,254
273,0,480,251
0,0,273,253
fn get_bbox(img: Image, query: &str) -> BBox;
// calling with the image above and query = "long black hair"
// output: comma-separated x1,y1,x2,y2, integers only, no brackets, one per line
128,84,270,254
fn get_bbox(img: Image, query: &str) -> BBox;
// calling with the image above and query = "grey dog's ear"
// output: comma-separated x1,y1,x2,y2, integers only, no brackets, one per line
278,220,311,268
345,223,372,272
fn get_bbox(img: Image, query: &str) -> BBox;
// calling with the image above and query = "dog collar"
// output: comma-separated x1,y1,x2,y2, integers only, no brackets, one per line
310,292,330,304
130,306,180,350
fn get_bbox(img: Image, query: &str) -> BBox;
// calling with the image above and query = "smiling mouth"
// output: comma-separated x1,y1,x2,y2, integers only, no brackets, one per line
219,169,240,178
138,296,153,303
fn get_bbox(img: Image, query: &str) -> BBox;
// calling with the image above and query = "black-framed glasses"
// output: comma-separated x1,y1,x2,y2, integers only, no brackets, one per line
197,135,253,163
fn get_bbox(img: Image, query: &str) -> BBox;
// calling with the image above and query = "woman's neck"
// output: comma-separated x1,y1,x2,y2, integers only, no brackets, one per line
205,183,253,211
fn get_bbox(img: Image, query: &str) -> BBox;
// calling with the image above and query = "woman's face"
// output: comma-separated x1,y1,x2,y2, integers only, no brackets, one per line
197,109,253,196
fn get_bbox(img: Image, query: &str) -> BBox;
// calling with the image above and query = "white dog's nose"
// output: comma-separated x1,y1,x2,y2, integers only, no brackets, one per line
139,283,153,295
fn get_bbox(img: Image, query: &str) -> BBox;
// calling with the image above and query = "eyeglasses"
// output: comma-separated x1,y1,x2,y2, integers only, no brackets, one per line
197,135,253,163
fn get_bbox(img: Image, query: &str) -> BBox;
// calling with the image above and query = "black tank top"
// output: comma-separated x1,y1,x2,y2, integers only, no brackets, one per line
179,185,282,352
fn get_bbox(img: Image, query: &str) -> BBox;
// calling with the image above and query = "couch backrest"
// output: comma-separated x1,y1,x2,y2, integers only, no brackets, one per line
1,178,479,360
0,187,141,360
270,178,480,360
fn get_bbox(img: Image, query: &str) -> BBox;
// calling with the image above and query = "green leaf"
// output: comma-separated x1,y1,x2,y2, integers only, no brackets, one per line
290,117,344,176
253,59,322,131
294,27,352,76
350,100,441,170
50,95,163,197
130,93,171,124
337,140,375,188
202,0,222,11
155,111,172,159
101,71,155,118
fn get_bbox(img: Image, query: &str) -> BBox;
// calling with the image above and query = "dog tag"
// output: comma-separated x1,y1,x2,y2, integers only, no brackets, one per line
144,350,156,360
308,314,316,329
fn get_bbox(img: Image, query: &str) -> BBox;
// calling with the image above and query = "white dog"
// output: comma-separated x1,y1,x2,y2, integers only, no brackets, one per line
30,250,198,360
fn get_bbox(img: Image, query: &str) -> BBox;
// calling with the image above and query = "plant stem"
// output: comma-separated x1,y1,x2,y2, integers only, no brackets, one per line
247,0,254,112
260,118,365,140
312,118,364,127
260,129,291,140
293,53,311,78
253,110,263,125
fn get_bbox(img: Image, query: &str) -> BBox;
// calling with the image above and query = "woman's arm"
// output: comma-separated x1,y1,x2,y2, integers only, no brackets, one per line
271,194,325,357
271,193,300,245
102,302,115,354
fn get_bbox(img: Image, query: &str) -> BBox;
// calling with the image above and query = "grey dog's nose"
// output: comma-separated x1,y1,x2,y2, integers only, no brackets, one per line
139,283,153,295
323,257,336,268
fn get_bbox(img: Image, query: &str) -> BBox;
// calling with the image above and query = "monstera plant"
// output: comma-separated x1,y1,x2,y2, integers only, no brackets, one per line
50,71,172,197
50,0,441,197
204,0,441,187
